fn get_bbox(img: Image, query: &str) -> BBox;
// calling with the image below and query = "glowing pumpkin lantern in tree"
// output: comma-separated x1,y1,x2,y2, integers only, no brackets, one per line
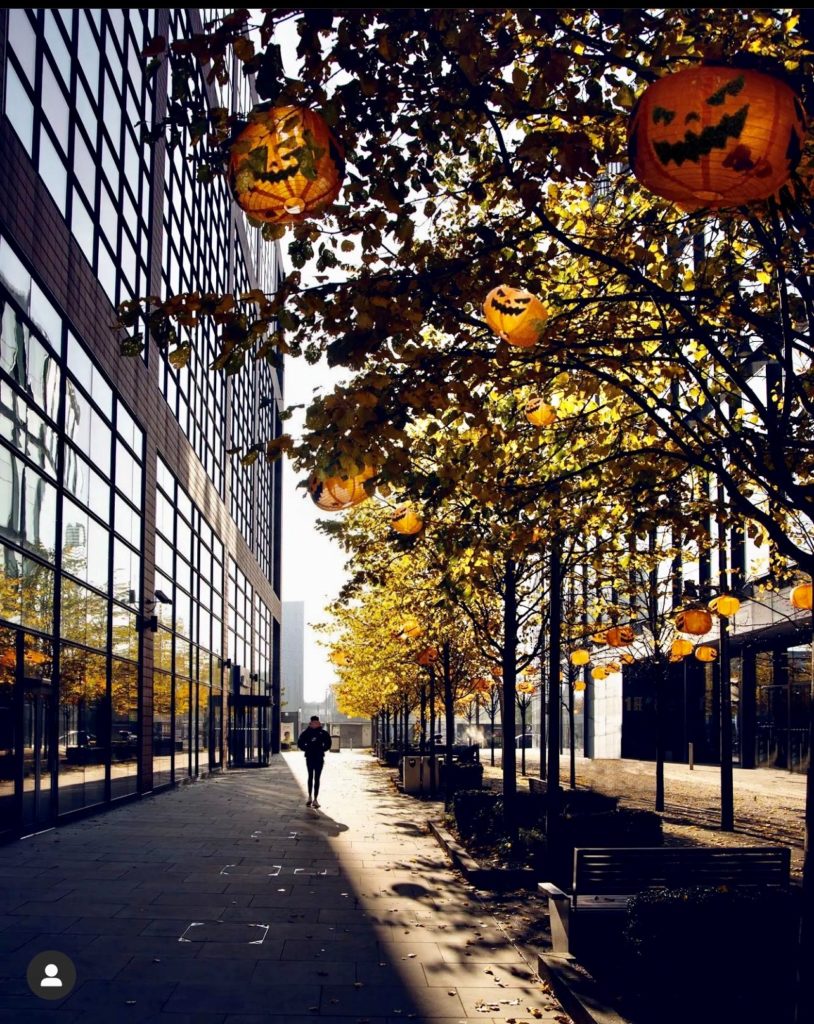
695,644,718,663
628,66,805,209
570,649,590,667
671,637,694,659
308,465,375,511
606,625,635,648
483,286,549,348
525,396,557,428
709,594,741,617
675,607,713,636
229,105,344,223
392,505,423,536
416,646,438,666
790,583,813,611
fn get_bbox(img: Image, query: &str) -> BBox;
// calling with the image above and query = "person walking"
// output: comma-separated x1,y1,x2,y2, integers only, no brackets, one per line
297,715,332,808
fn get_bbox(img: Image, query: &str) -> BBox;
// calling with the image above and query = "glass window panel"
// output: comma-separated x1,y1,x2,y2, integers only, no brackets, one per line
58,645,108,813
152,670,172,787
154,627,172,673
175,556,190,595
70,191,95,268
112,538,139,606
97,242,117,305
86,517,109,593
111,606,138,661
110,658,138,796
156,490,173,541
41,58,70,153
0,239,32,309
176,518,191,561
75,79,96,147
176,487,192,524
117,402,141,458
155,572,173,628
29,282,62,353
65,380,91,452
87,465,109,521
174,674,191,777
62,497,89,576
27,332,61,421
175,589,191,639
4,61,34,155
8,11,37,85
154,534,173,577
0,448,57,557
114,494,140,550
24,405,59,478
44,11,72,86
116,439,141,502
99,183,118,254
73,126,96,200
77,14,100,97
38,128,68,217
156,456,173,496
89,407,111,475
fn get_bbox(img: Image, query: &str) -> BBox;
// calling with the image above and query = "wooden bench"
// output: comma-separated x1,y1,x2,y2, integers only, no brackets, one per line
539,845,791,955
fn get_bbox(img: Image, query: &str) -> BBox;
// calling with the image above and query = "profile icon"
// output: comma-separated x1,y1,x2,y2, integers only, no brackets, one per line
40,963,63,988
26,951,76,1000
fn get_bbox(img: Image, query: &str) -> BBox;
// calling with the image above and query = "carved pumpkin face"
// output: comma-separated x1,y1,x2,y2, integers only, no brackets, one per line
629,67,805,209
605,625,635,647
525,396,557,427
308,465,375,511
391,504,424,535
675,607,713,636
229,105,345,224
484,286,549,348
694,644,718,663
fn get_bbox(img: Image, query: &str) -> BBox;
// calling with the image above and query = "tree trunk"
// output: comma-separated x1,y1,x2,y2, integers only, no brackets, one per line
442,641,455,810
539,636,547,781
568,667,576,789
429,665,437,798
520,701,527,775
502,558,518,828
655,657,665,813
795,595,814,1024
490,709,496,766
547,541,562,838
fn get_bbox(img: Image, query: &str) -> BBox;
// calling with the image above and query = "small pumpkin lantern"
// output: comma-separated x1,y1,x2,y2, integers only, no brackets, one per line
525,397,557,428
592,665,608,680
695,644,718,663
484,286,549,348
606,625,635,648
628,66,806,210
591,629,608,646
309,465,375,511
790,583,813,611
575,680,587,692
416,646,438,666
675,607,713,636
229,105,345,223
392,504,423,536
620,653,636,665
709,594,741,617
671,637,694,659
607,661,621,673
396,615,422,640
570,649,590,667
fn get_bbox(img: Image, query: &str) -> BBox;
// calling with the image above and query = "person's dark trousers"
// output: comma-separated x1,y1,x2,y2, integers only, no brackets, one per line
307,759,324,798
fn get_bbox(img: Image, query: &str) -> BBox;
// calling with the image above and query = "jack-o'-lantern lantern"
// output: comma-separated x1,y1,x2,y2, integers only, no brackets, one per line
671,638,694,659
790,583,812,611
607,661,621,673
695,644,718,663
620,653,636,665
570,649,590,667
416,646,438,666
592,665,608,680
709,594,741,617
591,629,608,646
675,607,713,636
308,465,375,511
628,66,805,210
392,505,423,536
229,105,345,223
483,286,549,348
606,625,635,648
574,680,586,692
525,396,557,428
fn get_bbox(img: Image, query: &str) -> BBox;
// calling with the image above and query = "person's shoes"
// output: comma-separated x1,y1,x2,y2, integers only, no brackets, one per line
306,798,312,807
312,800,320,809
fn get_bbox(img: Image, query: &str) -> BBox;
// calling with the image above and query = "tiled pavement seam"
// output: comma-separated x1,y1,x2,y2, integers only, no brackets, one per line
0,752,569,1023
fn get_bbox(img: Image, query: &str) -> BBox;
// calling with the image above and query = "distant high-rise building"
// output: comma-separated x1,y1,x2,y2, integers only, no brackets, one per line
281,601,305,715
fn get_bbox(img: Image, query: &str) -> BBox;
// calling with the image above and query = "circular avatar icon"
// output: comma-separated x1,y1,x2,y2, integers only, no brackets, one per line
26,950,77,1001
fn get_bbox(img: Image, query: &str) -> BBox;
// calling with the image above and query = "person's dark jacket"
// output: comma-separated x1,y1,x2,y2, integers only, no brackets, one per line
297,726,332,762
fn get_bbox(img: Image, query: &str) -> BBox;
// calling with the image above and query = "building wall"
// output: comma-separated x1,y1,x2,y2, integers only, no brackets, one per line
0,8,283,839
281,600,305,714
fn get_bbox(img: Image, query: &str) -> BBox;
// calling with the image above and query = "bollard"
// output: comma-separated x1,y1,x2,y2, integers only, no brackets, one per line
688,741,694,770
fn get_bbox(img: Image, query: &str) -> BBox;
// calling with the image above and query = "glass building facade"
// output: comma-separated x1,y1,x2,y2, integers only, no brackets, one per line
0,9,283,840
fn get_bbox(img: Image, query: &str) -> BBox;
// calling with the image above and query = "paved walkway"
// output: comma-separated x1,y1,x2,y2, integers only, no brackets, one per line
0,752,568,1023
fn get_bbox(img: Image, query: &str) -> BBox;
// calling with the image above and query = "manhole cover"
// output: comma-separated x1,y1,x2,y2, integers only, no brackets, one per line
179,922,269,944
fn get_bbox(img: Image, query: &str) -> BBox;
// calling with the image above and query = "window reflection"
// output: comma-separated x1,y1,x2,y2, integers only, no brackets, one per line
152,670,172,787
110,658,137,798
58,644,108,813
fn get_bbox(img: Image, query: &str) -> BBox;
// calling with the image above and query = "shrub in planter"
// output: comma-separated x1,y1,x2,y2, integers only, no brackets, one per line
517,827,547,872
543,809,663,886
624,884,797,1024
453,790,503,843
560,789,619,816
441,761,484,792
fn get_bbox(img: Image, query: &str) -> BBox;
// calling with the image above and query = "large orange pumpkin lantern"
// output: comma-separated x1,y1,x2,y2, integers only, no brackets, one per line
229,105,344,223
525,396,557,428
484,286,549,348
675,607,713,636
790,583,812,611
606,625,635,648
628,66,805,209
308,465,375,511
